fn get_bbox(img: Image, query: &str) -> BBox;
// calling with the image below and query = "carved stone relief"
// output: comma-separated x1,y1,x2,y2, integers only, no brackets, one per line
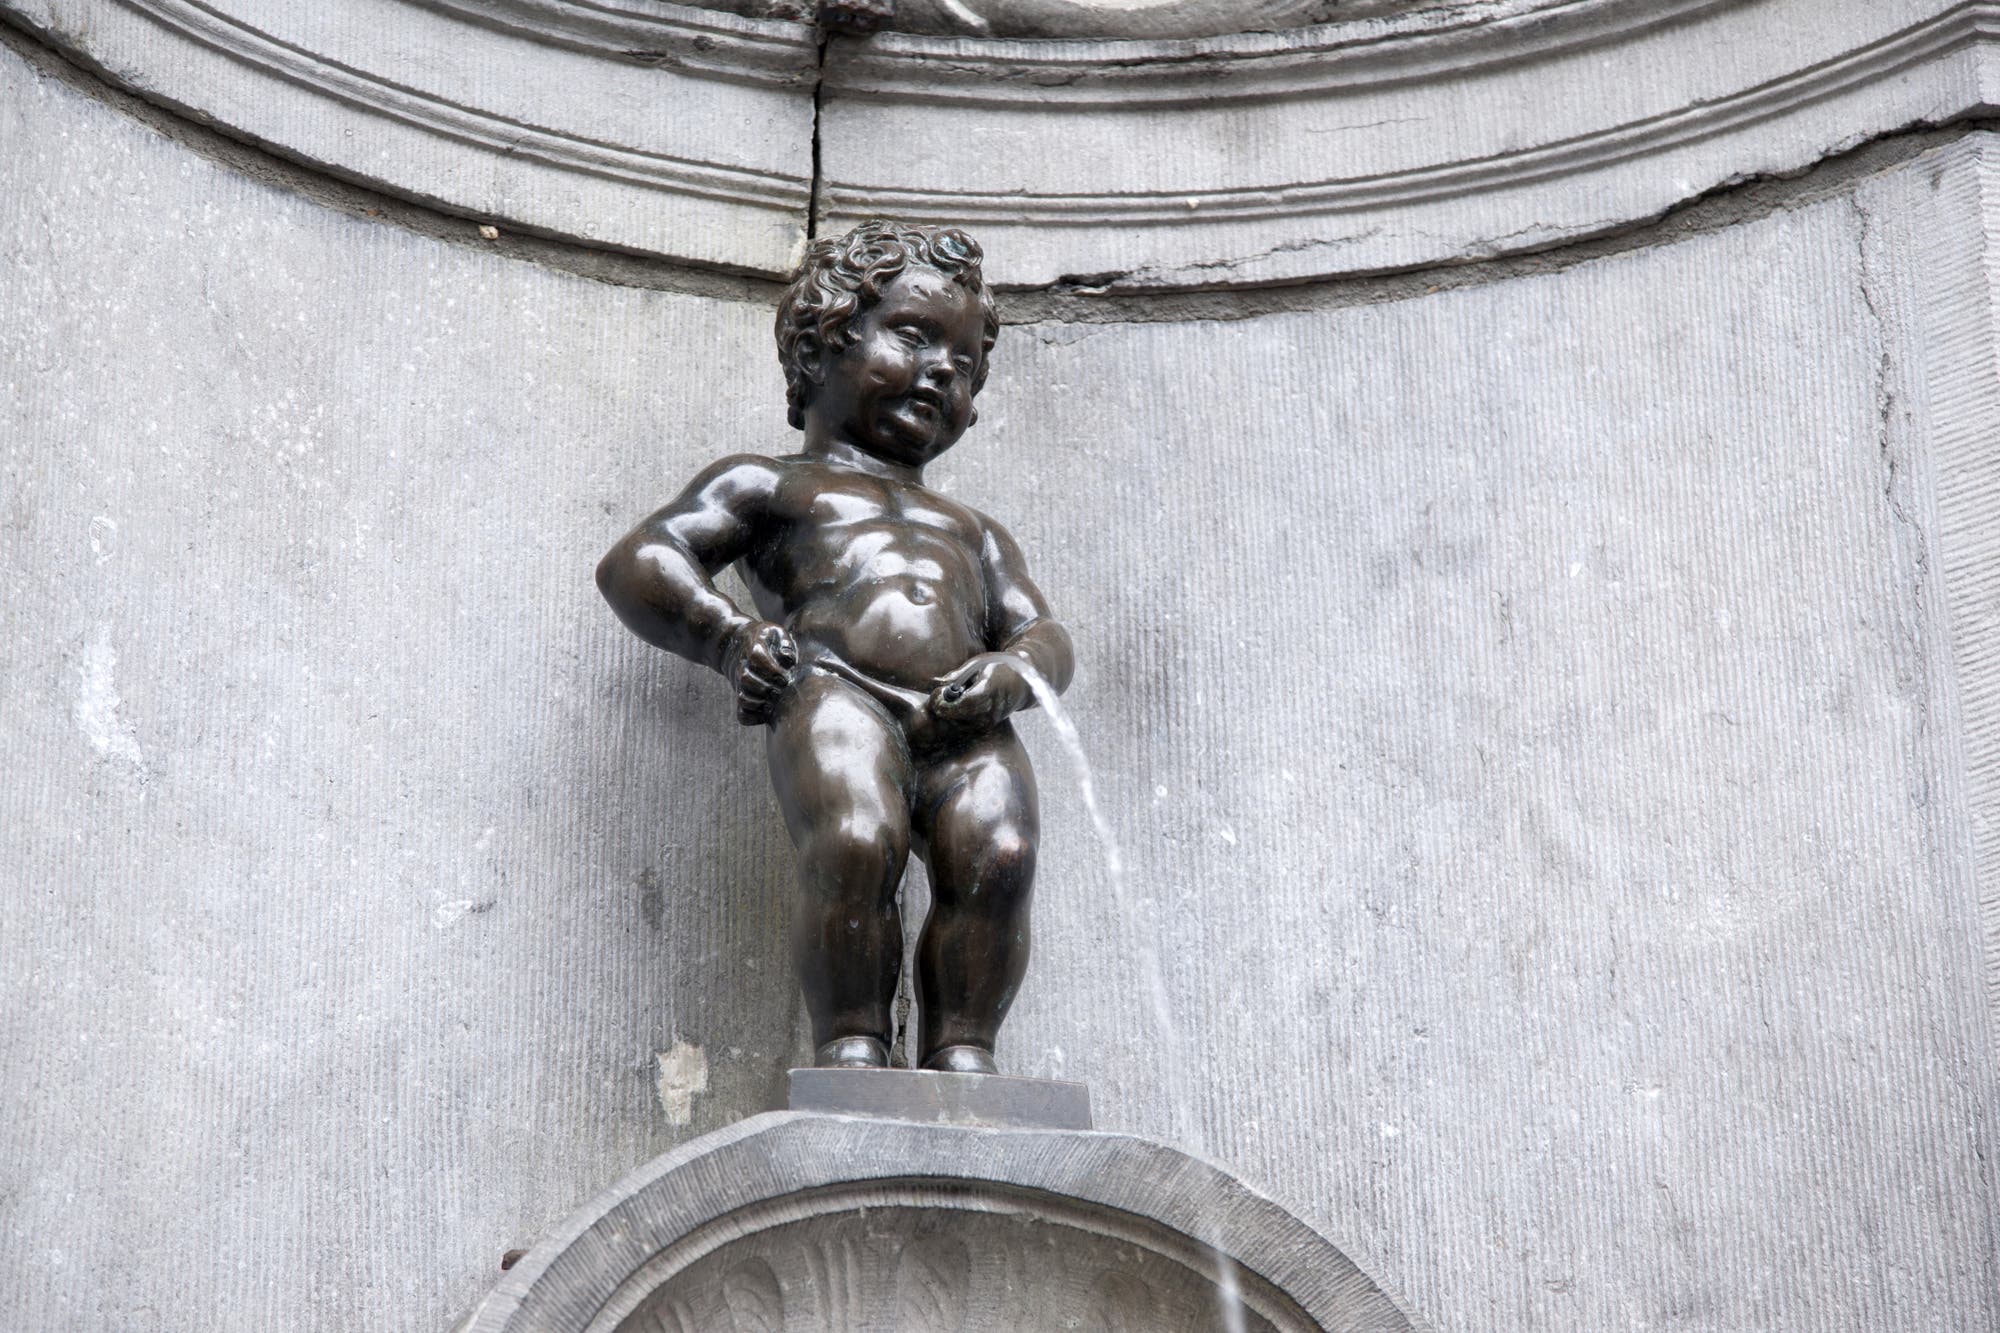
619,1200,1289,1332
678,0,1514,40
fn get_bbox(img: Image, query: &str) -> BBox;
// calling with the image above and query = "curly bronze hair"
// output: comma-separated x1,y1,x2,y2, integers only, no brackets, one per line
775,220,1000,430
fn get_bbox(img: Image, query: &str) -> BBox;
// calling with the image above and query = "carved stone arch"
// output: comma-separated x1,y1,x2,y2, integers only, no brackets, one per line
4,0,1996,286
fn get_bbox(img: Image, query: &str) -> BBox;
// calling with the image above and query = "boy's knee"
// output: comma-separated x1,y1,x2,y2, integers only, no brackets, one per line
984,824,1035,880
804,814,908,891
944,823,1033,912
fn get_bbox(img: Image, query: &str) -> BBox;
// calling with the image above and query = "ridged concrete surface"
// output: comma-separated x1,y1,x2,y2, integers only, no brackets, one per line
1921,143,2000,1045
3,40,1997,1333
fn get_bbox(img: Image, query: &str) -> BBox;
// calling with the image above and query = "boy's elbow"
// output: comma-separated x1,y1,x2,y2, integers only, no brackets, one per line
1014,620,1074,692
595,544,632,609
1044,622,1076,691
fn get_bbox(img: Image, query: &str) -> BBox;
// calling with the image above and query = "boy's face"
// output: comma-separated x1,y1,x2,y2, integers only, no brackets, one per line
816,268,985,467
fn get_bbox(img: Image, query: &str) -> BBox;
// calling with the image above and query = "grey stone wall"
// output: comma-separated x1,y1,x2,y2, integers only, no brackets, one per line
4,32,1997,1333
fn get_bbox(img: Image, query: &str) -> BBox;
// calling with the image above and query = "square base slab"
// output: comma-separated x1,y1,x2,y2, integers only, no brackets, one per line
788,1067,1093,1130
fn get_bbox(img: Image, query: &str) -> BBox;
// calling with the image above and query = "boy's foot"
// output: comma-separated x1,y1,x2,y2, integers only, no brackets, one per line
815,1035,890,1068
921,1044,998,1075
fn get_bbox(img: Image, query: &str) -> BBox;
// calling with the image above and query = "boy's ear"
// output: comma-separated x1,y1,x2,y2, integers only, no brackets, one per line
795,333,827,386
968,405,979,427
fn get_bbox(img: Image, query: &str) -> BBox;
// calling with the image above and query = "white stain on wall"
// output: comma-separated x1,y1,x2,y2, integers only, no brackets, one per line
431,900,478,929
74,626,146,775
655,1040,709,1127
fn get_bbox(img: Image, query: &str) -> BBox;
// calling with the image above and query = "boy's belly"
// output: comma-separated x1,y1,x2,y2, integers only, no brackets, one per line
783,575,985,692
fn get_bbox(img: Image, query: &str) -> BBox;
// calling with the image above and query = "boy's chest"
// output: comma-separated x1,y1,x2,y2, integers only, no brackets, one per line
793,475,983,552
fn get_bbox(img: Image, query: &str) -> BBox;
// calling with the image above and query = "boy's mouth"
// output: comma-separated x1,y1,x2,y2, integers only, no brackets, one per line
902,387,947,417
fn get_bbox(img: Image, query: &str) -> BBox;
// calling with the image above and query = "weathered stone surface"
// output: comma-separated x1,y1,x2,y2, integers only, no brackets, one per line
0,41,808,1331
457,1112,1414,1332
3,26,2000,1333
0,0,817,274
1912,135,2000,1049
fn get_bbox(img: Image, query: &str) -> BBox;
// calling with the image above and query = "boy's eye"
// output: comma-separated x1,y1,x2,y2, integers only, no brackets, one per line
893,326,924,345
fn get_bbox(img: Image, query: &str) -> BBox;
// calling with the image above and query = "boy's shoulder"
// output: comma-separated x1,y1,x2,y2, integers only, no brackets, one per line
688,451,877,519
682,450,795,500
943,493,1003,536
703,450,850,482
695,450,788,478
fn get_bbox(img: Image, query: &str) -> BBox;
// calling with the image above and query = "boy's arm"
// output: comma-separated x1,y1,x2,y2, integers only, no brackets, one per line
982,517,1074,695
926,513,1071,735
595,455,782,674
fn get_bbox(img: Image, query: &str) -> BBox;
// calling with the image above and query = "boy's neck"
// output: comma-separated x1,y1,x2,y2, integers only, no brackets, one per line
802,424,928,485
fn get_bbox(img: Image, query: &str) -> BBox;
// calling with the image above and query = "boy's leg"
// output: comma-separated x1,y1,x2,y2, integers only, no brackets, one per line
766,673,914,1066
912,723,1039,1073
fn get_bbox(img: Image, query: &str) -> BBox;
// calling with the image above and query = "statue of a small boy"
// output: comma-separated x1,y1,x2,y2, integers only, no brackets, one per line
597,220,1073,1075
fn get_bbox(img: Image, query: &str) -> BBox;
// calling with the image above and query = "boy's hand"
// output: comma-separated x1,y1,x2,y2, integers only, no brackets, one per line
722,621,798,726
929,653,1034,737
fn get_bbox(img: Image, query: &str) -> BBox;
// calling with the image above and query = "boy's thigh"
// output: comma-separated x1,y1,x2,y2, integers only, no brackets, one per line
915,723,1039,858
765,673,916,839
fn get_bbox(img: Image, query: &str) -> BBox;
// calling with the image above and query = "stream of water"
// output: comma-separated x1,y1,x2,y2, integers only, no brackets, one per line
1016,666,1248,1333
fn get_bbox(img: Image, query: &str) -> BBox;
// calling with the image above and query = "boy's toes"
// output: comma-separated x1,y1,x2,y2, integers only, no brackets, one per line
921,1044,998,1075
815,1035,890,1068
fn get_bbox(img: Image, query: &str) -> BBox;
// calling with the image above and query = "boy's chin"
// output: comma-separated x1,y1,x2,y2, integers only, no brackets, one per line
871,429,961,464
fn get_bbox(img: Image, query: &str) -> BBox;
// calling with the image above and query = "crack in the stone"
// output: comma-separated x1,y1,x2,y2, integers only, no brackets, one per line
1850,188,1946,952
806,31,830,242
1852,193,1922,672
1852,192,1923,585
1000,118,2000,324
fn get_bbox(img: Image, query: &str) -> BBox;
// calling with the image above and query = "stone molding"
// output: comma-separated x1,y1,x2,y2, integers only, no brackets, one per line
457,1112,1417,1332
0,0,817,274
821,0,2000,286
4,0,1996,286
825,0,1737,107
409,0,813,86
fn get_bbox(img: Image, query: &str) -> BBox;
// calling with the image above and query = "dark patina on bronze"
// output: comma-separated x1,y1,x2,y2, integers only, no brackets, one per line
597,221,1073,1075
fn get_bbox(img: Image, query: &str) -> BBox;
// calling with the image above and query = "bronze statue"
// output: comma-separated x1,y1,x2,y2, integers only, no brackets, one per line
598,221,1073,1075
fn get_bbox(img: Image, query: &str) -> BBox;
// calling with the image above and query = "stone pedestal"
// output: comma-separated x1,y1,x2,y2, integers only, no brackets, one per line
786,1066,1093,1130
457,1103,1415,1332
